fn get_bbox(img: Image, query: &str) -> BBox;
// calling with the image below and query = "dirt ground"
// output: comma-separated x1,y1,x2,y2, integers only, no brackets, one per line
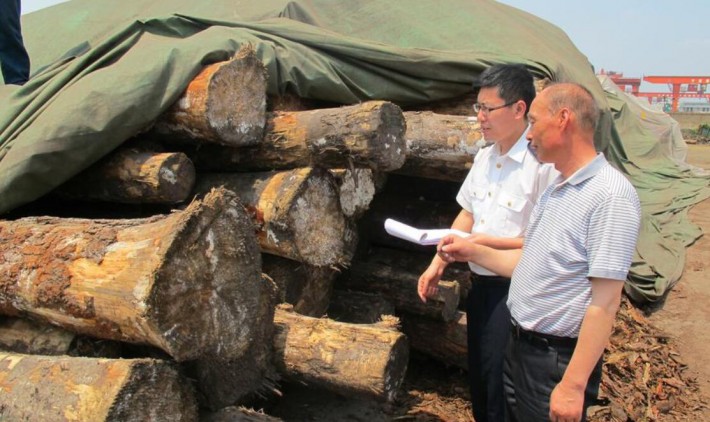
255,144,710,422
646,143,710,419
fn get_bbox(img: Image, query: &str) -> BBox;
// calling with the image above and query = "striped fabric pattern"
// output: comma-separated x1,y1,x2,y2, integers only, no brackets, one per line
507,154,641,337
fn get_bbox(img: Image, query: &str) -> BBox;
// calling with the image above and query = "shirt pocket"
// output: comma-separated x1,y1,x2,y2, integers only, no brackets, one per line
470,184,488,216
497,191,528,236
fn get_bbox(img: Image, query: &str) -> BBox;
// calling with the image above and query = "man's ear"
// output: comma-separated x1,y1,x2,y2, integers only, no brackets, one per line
515,100,527,118
558,108,571,129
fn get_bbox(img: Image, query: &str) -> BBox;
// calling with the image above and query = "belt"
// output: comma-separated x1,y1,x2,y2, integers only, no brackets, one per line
471,274,510,286
510,321,577,349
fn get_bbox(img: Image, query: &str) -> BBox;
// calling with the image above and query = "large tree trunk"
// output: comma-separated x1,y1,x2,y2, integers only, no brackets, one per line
186,101,407,172
55,148,196,204
398,111,484,182
330,168,377,219
273,306,408,402
327,290,396,324
342,257,461,322
152,45,267,147
195,168,351,267
0,188,267,362
203,407,283,422
0,352,197,421
262,254,338,317
401,311,468,370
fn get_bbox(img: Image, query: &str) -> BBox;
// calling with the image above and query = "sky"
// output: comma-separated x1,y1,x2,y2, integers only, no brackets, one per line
21,0,710,92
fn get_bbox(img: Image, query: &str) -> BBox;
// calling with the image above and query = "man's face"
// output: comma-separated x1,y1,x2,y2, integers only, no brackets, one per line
475,87,520,144
526,93,562,164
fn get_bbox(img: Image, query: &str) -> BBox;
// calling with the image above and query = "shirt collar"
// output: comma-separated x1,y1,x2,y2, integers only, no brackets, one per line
564,153,607,186
494,126,530,164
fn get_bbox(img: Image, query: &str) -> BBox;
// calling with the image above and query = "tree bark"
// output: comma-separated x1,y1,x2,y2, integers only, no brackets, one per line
195,168,352,267
273,306,408,402
262,254,338,317
397,111,485,182
203,406,283,422
327,290,396,324
152,45,267,147
329,168,377,219
0,188,267,362
342,257,461,322
55,148,195,204
0,352,197,421
187,101,407,172
400,311,468,370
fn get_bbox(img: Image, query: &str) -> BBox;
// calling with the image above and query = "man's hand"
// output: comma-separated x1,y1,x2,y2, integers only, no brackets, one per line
417,258,446,303
437,234,477,263
549,380,585,422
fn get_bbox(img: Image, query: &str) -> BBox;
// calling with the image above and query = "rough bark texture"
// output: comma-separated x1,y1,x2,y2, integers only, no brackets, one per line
153,45,267,147
0,316,76,355
187,101,407,172
56,149,196,204
342,257,461,322
330,168,377,219
401,311,468,370
262,254,338,317
0,353,197,421
273,306,408,402
203,406,283,422
0,188,266,362
398,111,485,182
327,290,396,324
195,168,351,267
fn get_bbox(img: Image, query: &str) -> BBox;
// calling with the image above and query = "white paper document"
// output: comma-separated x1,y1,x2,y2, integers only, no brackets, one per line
384,218,470,246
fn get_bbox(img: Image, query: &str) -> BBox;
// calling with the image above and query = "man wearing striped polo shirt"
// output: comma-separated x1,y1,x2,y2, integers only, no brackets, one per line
438,83,641,422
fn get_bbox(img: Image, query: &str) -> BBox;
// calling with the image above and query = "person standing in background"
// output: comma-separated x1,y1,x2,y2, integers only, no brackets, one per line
417,63,558,422
0,0,30,85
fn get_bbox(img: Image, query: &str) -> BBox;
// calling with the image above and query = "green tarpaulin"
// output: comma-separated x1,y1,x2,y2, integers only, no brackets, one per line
1,0,708,303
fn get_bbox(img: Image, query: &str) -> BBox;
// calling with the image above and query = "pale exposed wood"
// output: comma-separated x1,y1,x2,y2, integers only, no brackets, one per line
153,45,267,147
0,352,197,421
0,188,267,362
327,290,395,324
195,168,351,267
329,168,376,219
262,254,338,317
397,111,485,182
401,311,468,370
203,406,283,422
56,148,195,204
273,305,408,402
187,101,407,172
342,256,461,322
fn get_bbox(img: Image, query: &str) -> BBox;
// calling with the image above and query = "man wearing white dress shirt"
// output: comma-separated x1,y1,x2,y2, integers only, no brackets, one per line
418,64,558,422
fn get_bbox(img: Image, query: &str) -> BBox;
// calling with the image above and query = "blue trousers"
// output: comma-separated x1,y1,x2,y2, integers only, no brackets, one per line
0,0,30,84
466,275,511,422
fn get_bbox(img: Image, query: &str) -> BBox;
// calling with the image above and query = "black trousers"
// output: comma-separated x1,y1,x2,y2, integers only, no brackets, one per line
503,322,603,422
0,0,30,85
466,275,511,422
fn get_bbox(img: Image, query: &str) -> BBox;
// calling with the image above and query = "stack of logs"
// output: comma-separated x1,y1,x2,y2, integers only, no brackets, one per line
0,45,484,420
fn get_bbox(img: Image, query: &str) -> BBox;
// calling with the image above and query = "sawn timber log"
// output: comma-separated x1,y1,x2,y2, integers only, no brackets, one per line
0,352,197,421
186,101,407,172
0,188,266,362
195,168,351,267
401,311,468,370
273,305,408,402
55,148,196,204
153,45,267,147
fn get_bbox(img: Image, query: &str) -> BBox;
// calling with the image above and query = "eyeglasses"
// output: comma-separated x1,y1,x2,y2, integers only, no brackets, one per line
473,101,516,115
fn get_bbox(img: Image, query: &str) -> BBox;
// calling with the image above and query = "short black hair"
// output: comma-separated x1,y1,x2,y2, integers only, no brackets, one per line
474,64,536,115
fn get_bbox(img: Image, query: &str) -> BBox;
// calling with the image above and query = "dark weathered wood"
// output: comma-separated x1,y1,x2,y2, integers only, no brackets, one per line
203,406,283,422
262,254,338,317
397,111,485,182
401,311,468,370
56,148,196,204
342,256,461,322
195,168,352,267
0,353,197,421
153,45,267,147
327,290,395,324
0,188,267,362
330,168,376,219
186,275,279,411
187,101,407,172
273,306,408,402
